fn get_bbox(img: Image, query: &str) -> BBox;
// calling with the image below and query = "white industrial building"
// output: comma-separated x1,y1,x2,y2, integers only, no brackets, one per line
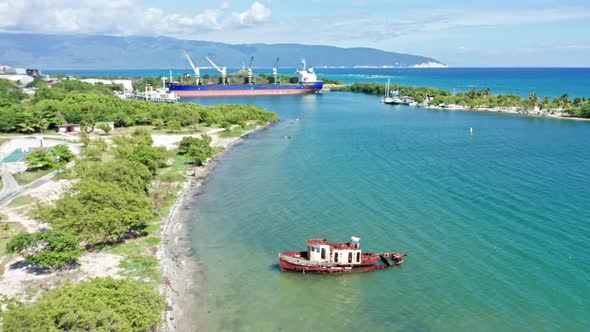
80,78,133,92
0,65,36,85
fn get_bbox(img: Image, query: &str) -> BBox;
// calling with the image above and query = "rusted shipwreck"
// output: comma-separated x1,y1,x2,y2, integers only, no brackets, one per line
279,237,406,274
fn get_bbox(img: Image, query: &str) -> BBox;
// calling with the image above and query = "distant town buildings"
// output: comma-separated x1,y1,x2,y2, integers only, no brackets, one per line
0,65,36,85
80,78,133,92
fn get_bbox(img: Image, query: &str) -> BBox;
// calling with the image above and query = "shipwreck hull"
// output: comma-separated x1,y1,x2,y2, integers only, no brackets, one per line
279,251,405,274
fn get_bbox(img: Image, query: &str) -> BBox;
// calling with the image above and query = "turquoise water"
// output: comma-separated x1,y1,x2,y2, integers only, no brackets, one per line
183,92,590,331
3,148,32,162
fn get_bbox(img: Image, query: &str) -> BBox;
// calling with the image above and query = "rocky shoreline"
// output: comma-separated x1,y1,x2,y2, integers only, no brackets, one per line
423,104,590,121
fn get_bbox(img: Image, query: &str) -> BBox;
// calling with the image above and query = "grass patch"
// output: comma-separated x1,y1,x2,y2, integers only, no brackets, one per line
7,195,34,208
156,153,190,183
111,125,155,136
109,236,161,285
13,168,54,185
218,124,256,138
0,138,8,146
162,127,202,134
51,170,73,181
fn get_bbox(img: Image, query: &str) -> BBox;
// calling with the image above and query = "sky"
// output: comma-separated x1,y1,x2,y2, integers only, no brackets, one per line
1,0,589,67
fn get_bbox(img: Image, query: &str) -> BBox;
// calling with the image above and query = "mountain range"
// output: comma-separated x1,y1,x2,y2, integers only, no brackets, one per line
0,33,445,69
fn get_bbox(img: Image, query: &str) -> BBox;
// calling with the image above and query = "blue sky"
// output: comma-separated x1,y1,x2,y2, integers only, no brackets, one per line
1,0,589,66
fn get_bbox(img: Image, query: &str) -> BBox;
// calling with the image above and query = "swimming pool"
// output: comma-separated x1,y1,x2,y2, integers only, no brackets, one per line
2,148,34,163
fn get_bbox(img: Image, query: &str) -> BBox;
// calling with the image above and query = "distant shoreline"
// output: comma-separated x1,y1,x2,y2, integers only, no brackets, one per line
422,104,590,121
329,82,590,121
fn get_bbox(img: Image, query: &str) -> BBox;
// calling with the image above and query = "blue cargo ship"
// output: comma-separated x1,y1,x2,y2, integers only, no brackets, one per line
166,53,323,98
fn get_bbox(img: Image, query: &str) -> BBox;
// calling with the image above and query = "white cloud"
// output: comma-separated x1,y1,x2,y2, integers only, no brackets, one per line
228,1,272,27
306,7,590,44
0,0,271,36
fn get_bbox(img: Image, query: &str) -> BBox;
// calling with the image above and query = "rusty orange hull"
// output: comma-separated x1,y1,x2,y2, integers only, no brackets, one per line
278,251,406,274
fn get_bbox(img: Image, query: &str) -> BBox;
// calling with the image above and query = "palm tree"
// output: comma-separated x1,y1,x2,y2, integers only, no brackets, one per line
540,96,551,110
528,93,539,111
560,94,571,109
14,121,35,133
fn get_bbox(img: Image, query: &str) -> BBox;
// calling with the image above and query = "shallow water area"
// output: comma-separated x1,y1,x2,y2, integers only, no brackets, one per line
182,92,590,331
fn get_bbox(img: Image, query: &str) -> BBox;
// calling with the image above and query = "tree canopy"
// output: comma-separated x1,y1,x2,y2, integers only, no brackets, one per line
178,134,215,166
1,277,165,331
6,230,82,269
0,78,278,133
36,178,154,245
25,144,75,170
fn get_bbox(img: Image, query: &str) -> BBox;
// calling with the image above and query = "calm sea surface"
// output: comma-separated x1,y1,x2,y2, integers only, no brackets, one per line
45,67,590,98
180,92,590,331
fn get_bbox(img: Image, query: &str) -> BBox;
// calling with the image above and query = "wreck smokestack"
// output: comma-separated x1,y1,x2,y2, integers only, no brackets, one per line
351,236,360,249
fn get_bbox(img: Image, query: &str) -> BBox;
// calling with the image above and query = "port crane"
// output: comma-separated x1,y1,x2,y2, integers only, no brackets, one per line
184,50,200,85
246,56,255,84
272,57,280,84
205,56,228,84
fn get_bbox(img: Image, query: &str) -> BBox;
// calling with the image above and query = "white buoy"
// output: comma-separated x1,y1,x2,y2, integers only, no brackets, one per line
470,127,473,135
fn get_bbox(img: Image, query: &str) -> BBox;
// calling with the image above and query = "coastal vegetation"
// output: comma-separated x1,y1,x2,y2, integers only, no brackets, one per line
1,277,165,331
25,144,75,170
178,135,216,166
0,76,280,329
332,82,590,117
0,78,278,133
0,79,27,107
34,131,166,246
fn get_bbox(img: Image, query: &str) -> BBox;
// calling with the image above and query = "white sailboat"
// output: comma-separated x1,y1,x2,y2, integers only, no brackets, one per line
381,79,395,104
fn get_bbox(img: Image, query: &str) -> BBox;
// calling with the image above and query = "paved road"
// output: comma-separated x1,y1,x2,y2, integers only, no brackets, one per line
0,160,75,207
0,170,19,205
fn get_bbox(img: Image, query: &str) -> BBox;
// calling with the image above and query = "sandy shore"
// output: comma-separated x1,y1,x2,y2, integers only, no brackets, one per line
158,125,271,331
423,104,590,121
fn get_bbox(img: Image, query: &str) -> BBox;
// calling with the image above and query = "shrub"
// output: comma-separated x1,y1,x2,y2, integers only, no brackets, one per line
6,230,82,269
178,135,215,166
1,277,165,331
25,144,75,170
96,123,113,135
35,179,154,245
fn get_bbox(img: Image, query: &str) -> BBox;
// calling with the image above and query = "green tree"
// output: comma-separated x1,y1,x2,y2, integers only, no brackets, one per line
1,277,165,331
0,79,28,107
25,149,55,170
35,179,154,245
540,96,551,110
6,230,82,269
187,144,210,166
96,123,113,135
528,92,539,110
25,144,74,170
77,160,152,194
166,120,182,132
559,93,571,108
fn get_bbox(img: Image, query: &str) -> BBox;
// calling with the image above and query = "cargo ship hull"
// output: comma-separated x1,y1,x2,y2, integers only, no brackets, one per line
166,82,323,98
